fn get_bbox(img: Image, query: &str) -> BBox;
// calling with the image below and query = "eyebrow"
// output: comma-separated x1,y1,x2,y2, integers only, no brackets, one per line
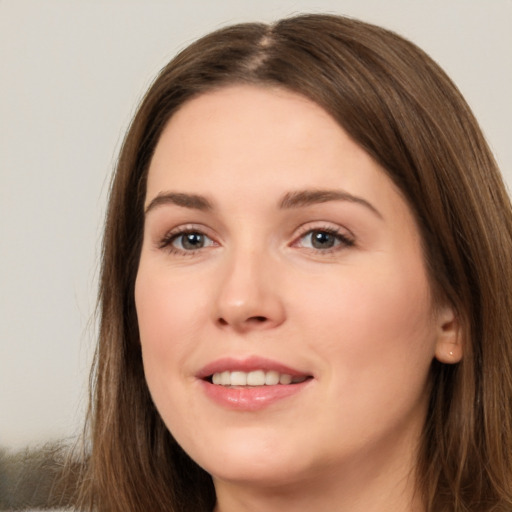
279,189,383,219
145,192,213,214
144,188,382,219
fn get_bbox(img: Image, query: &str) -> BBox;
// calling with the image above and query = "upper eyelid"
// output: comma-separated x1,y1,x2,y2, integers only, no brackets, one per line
159,223,217,239
292,221,354,239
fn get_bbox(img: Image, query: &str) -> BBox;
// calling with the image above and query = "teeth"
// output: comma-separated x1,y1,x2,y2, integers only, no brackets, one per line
265,370,279,385
279,373,292,385
247,370,265,386
230,371,247,386
210,370,308,387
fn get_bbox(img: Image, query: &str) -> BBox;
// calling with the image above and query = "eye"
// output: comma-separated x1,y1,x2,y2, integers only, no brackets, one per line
295,228,354,252
174,232,209,250
305,230,338,249
159,229,217,254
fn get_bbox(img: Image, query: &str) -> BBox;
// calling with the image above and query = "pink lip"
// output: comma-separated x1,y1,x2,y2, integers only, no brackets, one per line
197,356,313,411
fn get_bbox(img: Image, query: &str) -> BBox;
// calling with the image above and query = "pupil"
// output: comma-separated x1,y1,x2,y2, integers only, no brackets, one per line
312,231,335,249
182,233,204,250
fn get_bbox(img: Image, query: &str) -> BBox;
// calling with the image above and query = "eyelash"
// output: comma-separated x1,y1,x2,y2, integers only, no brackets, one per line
292,225,355,253
157,224,355,256
158,226,216,255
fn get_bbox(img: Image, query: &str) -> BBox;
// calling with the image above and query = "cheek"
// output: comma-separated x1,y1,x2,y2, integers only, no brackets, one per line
134,265,210,431
296,259,437,384
135,266,208,355
134,265,210,410
290,264,437,445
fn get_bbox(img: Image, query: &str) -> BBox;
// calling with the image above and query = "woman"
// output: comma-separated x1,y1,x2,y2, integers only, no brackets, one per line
72,13,512,512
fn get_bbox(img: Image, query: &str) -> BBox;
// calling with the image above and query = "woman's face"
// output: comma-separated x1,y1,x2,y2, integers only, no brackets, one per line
135,85,458,490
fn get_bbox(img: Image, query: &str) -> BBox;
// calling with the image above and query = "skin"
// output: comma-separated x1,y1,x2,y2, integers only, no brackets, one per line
135,85,462,512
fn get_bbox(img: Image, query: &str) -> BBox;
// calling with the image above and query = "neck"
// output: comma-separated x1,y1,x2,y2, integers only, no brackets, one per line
214,472,423,512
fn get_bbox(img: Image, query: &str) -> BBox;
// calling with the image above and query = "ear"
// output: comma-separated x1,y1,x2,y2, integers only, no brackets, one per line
434,305,463,364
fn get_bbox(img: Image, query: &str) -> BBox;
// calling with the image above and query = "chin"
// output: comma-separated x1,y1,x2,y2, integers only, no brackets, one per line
205,456,311,489
183,428,314,486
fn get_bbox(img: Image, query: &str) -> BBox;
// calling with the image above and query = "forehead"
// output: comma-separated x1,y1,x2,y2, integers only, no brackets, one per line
153,85,345,169
147,85,397,205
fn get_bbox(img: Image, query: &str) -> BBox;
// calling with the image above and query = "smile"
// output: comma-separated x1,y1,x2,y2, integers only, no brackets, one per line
198,357,314,411
210,370,309,387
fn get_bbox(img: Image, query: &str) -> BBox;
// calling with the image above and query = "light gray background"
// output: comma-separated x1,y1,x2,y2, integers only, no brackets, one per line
1,0,511,449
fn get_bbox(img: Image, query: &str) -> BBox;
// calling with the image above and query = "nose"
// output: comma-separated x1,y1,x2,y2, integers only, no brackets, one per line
214,249,286,333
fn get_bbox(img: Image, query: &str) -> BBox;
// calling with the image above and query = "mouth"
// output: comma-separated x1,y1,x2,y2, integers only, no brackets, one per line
197,357,314,410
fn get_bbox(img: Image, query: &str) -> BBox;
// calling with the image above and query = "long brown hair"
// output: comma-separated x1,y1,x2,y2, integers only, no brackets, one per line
74,14,512,511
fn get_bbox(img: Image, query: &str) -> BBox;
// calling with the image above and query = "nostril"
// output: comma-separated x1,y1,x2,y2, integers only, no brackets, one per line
249,316,267,323
217,315,267,327
216,315,271,328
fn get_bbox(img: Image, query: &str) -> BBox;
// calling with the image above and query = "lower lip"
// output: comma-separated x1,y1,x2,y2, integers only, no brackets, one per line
199,379,312,411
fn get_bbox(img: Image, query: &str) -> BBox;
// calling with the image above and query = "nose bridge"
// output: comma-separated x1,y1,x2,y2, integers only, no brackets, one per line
214,239,285,331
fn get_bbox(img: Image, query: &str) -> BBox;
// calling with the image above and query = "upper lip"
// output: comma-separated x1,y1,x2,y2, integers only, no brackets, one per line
196,356,312,380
